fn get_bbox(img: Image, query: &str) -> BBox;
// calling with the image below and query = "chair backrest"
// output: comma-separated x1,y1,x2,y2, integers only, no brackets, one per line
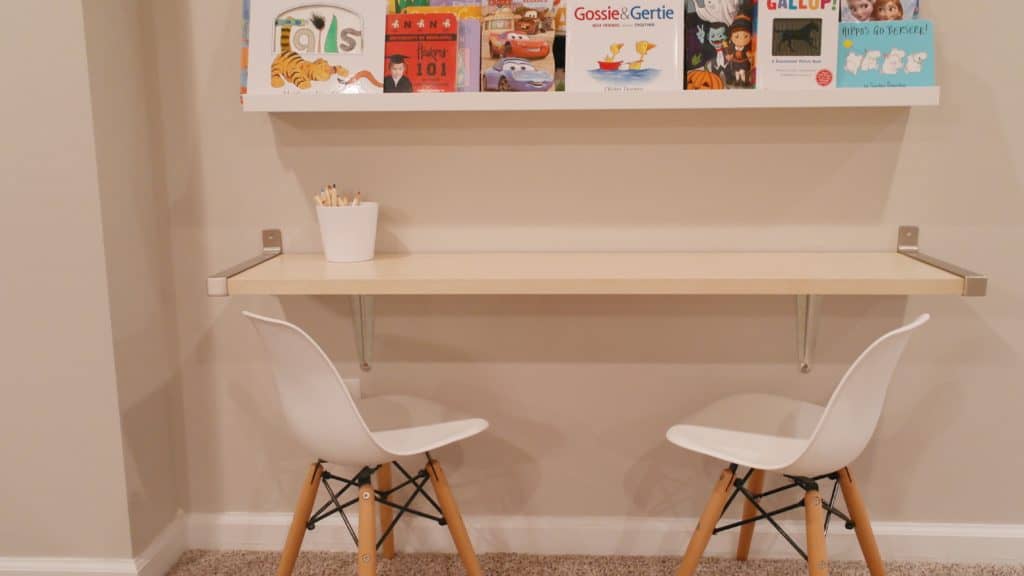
243,312,388,466
786,314,930,477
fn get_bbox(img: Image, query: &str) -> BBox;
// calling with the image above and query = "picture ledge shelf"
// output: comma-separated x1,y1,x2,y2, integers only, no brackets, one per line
242,86,940,113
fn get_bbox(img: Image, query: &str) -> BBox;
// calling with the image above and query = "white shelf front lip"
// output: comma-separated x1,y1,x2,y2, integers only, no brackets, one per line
242,87,940,113
225,252,965,296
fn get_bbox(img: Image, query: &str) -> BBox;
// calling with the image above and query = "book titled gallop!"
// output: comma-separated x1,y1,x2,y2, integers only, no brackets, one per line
567,1,683,93
757,0,840,90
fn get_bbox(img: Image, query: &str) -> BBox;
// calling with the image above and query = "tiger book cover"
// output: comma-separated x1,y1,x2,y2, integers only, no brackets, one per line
683,0,757,90
481,0,557,92
397,1,483,92
384,13,459,92
756,0,839,90
246,0,385,96
566,1,683,93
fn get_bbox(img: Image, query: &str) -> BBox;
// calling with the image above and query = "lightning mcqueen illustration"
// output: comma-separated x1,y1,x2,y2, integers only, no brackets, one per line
487,32,551,59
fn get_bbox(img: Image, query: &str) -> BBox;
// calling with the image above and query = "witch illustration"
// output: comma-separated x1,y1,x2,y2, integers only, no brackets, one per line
725,15,753,87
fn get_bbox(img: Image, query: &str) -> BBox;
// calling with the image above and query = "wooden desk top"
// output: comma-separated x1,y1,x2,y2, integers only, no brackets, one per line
225,252,963,296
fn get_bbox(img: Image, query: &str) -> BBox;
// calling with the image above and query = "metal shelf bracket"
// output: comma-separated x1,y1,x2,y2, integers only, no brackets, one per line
897,226,988,297
351,296,375,372
207,229,282,297
796,295,822,374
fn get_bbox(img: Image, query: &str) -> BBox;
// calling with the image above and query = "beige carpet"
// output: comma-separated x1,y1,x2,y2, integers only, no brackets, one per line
169,551,1024,575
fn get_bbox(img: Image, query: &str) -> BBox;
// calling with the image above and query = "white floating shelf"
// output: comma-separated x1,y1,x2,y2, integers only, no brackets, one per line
243,87,939,113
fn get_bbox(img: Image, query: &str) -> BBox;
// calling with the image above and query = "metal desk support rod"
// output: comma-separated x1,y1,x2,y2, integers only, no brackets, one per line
352,296,375,372
207,229,283,297
897,226,988,297
796,295,822,374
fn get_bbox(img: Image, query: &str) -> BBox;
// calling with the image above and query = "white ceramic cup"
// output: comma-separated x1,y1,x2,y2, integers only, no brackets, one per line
316,202,378,263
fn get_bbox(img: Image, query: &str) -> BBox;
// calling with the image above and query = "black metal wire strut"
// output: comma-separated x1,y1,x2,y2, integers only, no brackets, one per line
304,459,448,551
708,467,855,560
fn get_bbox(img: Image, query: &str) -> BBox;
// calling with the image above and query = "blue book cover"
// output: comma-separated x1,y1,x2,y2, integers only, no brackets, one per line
837,19,934,88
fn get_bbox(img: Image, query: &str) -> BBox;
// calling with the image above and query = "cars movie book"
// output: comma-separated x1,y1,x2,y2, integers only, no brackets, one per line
401,2,483,91
683,0,757,90
757,0,839,90
385,13,459,92
567,1,683,93
246,0,385,94
481,0,556,92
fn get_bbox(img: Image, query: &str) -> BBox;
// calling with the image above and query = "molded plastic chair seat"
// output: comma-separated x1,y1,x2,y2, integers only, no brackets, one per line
243,312,488,576
669,315,931,576
667,393,824,472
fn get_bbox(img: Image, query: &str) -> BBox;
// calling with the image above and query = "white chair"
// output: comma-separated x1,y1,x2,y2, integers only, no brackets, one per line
667,314,930,576
243,312,489,576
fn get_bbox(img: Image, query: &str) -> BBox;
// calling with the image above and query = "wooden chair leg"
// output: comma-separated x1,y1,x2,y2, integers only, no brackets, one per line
358,480,378,576
736,469,765,561
838,468,885,576
378,462,396,560
676,467,737,576
276,462,323,576
427,458,483,576
804,486,829,576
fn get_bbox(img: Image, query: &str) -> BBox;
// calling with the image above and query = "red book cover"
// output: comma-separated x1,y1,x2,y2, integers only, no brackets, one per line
385,13,458,93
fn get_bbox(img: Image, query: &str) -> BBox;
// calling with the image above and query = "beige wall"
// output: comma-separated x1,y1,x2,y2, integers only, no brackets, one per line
154,0,1023,529
0,0,134,559
82,0,182,556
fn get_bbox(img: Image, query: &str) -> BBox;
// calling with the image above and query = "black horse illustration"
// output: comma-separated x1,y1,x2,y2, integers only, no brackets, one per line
776,21,820,54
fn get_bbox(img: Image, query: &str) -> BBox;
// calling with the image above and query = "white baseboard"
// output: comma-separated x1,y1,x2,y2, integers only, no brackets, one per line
134,514,186,576
0,513,185,576
186,512,1024,565
4,512,1022,574
0,557,137,576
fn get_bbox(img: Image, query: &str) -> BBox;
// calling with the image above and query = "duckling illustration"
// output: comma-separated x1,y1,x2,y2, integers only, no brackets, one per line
604,43,624,62
628,40,656,70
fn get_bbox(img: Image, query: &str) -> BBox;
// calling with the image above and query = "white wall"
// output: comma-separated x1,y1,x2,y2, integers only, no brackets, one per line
0,0,134,560
151,0,1023,530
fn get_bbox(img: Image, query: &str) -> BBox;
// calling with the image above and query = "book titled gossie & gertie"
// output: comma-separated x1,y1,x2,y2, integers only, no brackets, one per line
566,2,683,93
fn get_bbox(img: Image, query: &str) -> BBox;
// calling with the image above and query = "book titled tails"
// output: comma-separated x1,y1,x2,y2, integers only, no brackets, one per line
246,0,386,94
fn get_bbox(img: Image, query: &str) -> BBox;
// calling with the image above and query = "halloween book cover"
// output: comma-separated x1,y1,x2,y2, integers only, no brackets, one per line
481,0,556,92
385,13,459,92
756,0,839,90
683,0,757,90
567,1,683,93
246,0,385,94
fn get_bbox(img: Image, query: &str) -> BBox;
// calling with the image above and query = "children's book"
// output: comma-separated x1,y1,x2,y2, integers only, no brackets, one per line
566,1,683,93
838,19,933,87
481,0,556,92
403,4,483,91
552,0,567,90
841,0,919,22
241,0,251,101
384,13,459,92
246,0,385,94
683,0,757,90
756,0,839,90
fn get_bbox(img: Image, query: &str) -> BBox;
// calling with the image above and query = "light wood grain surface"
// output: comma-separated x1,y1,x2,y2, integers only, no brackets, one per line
226,253,963,296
